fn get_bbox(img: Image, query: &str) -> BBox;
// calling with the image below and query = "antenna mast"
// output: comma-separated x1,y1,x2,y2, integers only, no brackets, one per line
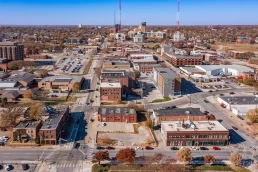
119,0,122,32
176,0,180,31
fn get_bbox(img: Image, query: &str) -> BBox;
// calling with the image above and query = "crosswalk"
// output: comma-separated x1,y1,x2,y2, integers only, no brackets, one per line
44,151,56,161
86,147,94,160
46,163,82,172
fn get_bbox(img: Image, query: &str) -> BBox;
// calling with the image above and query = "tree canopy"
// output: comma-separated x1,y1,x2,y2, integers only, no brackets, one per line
92,151,109,165
116,148,136,164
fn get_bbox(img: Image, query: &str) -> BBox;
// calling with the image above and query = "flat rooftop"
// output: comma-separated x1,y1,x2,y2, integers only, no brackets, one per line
154,67,180,79
180,67,204,73
219,96,258,105
40,76,83,84
132,58,157,63
14,120,41,129
154,108,204,117
98,107,136,115
161,120,228,132
40,106,68,130
0,42,18,46
100,82,121,88
196,65,253,73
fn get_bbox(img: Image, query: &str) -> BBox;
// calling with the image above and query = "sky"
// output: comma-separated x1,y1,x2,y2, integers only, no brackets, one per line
0,0,257,25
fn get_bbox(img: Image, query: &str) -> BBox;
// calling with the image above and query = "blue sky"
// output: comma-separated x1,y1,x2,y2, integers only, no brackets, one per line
0,0,257,25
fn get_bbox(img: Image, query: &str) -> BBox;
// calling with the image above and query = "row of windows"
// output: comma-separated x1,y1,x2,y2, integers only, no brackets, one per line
168,135,228,139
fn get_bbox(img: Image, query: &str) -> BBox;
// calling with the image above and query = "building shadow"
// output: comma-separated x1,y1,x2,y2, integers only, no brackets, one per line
181,78,202,95
229,129,246,144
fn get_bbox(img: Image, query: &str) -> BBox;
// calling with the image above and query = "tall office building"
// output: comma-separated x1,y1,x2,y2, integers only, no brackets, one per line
0,42,24,61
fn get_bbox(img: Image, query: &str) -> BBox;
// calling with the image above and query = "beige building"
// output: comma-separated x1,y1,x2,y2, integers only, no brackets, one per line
38,76,84,92
103,60,130,70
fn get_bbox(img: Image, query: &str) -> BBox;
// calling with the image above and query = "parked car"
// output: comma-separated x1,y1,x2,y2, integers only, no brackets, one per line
170,147,179,150
204,100,209,103
96,146,105,150
22,164,28,170
191,147,199,151
135,147,143,150
5,164,11,171
106,146,115,150
200,147,209,150
145,146,154,150
237,115,244,120
229,92,235,94
213,146,221,150
102,123,107,127
232,126,238,130
90,118,94,122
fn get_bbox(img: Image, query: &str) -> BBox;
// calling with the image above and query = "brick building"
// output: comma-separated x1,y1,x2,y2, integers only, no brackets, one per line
13,120,42,142
236,37,250,44
103,59,130,70
0,42,24,61
100,82,122,101
153,67,181,97
153,108,207,124
39,106,69,145
134,64,161,73
98,107,137,123
163,52,202,67
28,54,49,60
38,76,84,92
161,120,229,146
101,70,135,90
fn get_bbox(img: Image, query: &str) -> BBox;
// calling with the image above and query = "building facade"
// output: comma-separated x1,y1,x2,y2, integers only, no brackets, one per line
161,120,229,146
38,76,83,92
98,107,137,123
0,42,24,61
153,108,207,124
39,106,69,145
100,82,122,101
163,52,203,67
153,67,181,97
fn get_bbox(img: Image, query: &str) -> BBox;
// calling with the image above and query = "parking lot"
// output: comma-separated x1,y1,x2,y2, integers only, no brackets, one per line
97,126,153,147
139,79,163,103
55,55,90,75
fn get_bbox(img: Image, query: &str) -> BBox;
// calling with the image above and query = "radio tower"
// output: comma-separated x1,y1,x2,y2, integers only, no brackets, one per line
114,10,116,26
119,0,122,32
176,0,180,31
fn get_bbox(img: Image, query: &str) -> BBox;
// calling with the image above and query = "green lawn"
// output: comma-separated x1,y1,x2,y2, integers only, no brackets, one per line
151,96,171,103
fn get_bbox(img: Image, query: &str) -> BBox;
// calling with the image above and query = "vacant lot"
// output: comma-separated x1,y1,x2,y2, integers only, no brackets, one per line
97,126,153,146
215,43,258,53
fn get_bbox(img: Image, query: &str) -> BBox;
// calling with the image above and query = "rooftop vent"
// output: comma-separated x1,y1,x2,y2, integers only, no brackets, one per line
185,111,191,114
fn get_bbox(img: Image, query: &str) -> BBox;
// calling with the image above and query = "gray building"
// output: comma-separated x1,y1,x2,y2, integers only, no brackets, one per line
153,67,181,97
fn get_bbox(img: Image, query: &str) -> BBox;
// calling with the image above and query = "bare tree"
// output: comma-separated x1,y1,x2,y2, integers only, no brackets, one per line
176,147,192,166
0,106,24,128
204,154,217,165
116,148,136,164
229,152,242,167
29,102,45,120
91,151,109,165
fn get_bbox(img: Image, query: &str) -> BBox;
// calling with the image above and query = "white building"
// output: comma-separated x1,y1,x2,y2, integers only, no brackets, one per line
217,96,258,116
115,33,126,41
133,33,145,43
173,31,185,42
155,31,166,39
78,24,82,28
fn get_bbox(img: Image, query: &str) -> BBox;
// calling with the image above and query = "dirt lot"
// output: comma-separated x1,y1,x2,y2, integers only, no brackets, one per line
97,126,154,147
214,43,258,53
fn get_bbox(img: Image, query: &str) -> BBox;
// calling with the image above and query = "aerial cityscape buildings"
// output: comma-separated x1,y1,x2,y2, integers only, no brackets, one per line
0,0,258,171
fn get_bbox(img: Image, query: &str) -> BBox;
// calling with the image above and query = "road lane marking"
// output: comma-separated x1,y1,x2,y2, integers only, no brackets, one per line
39,149,46,160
